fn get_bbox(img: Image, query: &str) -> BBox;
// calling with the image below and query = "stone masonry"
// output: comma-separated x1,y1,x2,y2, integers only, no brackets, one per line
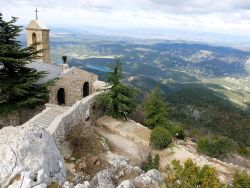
26,20,51,63
49,67,98,106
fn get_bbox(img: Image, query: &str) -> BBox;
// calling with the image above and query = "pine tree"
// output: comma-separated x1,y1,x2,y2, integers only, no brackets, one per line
144,87,169,129
0,13,48,113
97,59,136,119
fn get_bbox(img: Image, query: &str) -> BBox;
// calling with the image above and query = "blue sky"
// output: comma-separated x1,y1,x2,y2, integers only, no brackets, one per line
1,0,250,43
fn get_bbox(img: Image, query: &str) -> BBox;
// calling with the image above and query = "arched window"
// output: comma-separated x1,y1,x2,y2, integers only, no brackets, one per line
57,88,65,105
83,82,89,97
32,32,37,51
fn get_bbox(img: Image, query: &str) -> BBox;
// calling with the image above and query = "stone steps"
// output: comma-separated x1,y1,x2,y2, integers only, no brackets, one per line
32,105,69,129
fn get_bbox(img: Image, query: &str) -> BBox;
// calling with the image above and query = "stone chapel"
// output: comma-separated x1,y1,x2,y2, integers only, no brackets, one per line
26,12,101,106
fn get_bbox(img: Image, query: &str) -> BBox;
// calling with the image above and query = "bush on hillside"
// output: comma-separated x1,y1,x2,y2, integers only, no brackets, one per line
175,129,185,140
159,122,186,140
164,159,225,188
150,127,172,149
141,153,160,172
144,87,170,129
232,171,250,188
238,147,250,157
197,136,238,159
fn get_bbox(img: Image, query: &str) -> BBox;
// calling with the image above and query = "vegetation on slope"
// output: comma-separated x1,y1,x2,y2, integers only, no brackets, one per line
150,127,172,149
141,153,160,172
97,59,137,119
165,159,250,188
131,77,250,151
197,136,238,159
165,159,226,188
232,171,250,188
144,87,170,129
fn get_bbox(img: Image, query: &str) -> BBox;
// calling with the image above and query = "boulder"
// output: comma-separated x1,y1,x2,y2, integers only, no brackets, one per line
96,168,115,188
133,166,144,174
74,182,90,188
0,125,66,187
133,169,163,188
105,152,129,168
90,168,115,188
117,180,135,188
63,181,74,188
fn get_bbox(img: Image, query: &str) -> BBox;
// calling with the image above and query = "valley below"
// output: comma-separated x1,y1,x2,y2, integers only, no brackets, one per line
40,32,250,149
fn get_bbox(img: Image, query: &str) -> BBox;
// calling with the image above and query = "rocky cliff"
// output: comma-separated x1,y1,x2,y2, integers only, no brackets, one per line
0,125,66,187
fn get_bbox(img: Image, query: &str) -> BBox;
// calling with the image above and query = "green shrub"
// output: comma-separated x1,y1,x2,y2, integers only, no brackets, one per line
165,159,225,188
176,129,185,140
158,122,186,140
144,88,170,129
141,154,160,172
232,171,250,188
237,147,250,157
150,127,172,149
197,136,238,159
158,121,174,132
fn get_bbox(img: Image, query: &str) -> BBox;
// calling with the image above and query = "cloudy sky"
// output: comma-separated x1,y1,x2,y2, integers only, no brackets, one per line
1,0,250,40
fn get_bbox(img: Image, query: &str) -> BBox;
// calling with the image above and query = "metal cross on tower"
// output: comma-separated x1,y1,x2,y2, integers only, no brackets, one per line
35,8,38,20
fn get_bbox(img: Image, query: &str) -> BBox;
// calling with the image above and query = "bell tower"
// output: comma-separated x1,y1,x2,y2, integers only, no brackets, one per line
26,8,51,63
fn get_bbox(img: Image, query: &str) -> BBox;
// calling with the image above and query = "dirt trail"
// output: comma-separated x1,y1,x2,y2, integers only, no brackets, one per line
95,126,151,165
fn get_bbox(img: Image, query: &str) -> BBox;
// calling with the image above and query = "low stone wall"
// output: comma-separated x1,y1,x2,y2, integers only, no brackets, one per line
96,116,150,146
47,92,102,149
0,105,44,129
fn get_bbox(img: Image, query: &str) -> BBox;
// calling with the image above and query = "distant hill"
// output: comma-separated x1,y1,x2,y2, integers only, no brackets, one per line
129,77,250,147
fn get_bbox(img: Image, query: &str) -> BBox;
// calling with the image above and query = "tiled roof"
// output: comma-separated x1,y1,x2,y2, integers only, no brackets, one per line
26,20,49,30
26,61,61,84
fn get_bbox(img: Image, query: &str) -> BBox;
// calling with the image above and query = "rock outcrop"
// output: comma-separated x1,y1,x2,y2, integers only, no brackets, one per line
86,152,163,188
133,169,163,188
0,125,66,187
117,180,135,188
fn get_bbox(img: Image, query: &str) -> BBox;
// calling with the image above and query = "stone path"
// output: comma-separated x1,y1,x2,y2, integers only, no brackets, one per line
30,104,69,129
96,116,150,146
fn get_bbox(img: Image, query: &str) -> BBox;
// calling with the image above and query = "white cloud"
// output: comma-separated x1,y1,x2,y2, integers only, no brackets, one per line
1,0,250,37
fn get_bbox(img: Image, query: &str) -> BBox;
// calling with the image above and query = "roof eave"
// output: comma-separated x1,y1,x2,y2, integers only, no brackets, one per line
25,28,50,31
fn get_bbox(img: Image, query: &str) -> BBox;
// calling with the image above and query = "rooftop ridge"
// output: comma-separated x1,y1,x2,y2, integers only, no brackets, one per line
26,19,49,30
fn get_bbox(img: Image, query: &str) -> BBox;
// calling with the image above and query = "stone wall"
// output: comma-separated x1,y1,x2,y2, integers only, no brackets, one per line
49,68,98,106
0,105,45,129
47,92,102,149
26,28,51,63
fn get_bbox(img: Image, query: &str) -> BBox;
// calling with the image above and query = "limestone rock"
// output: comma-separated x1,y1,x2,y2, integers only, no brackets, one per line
72,172,85,185
0,125,66,187
63,181,90,188
133,166,144,174
63,181,74,188
74,181,90,188
133,169,163,188
105,152,129,168
97,169,115,188
117,180,135,188
145,169,163,182
90,168,115,188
